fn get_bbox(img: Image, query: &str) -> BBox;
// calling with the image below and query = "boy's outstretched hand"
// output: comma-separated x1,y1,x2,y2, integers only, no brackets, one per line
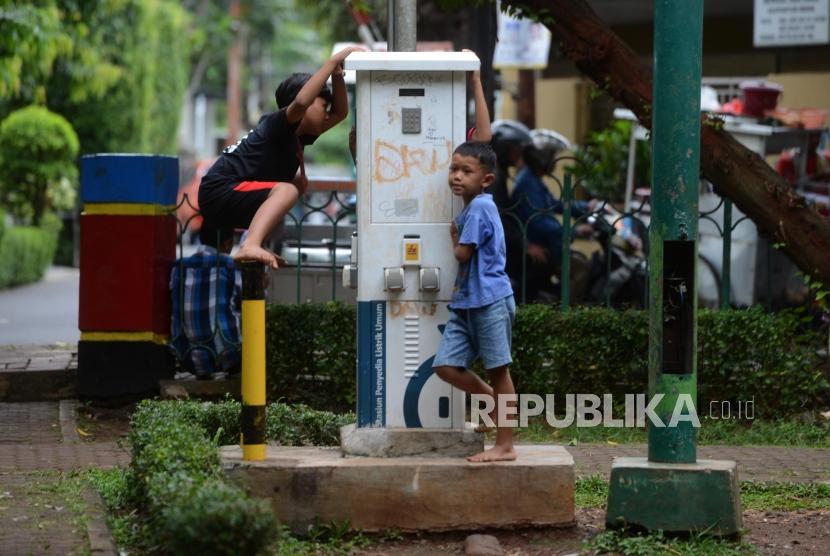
330,45,368,73
233,244,286,269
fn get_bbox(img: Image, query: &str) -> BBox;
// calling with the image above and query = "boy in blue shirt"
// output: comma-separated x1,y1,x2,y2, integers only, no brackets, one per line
433,141,517,462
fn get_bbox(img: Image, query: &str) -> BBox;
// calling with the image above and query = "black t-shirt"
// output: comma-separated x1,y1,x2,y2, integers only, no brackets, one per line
201,109,300,189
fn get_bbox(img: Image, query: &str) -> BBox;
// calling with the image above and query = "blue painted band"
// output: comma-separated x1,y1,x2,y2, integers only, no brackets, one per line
80,154,179,205
357,301,385,427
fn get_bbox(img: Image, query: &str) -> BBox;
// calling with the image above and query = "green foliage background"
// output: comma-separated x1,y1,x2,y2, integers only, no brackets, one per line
0,105,79,224
0,216,60,288
571,120,653,202
262,303,829,416
1,1,188,155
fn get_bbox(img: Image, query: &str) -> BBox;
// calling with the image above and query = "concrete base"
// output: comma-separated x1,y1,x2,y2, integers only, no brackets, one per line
222,444,575,533
606,457,742,535
340,424,484,458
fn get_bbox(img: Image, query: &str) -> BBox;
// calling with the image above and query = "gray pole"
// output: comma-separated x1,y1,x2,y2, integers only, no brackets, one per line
389,0,416,52
387,0,395,51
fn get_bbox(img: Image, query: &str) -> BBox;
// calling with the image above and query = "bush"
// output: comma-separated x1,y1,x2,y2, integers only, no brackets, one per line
0,105,79,225
130,398,352,448
265,302,356,412
263,304,829,417
127,399,279,555
159,478,277,556
0,217,59,288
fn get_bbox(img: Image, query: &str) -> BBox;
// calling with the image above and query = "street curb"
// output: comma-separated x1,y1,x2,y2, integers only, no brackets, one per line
83,486,118,555
59,399,80,443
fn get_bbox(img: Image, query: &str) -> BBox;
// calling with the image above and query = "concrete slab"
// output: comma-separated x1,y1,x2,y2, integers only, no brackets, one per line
606,457,742,535
340,423,484,458
222,444,575,533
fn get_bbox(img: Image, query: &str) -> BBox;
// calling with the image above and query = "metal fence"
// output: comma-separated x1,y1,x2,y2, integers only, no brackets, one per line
251,172,816,312
168,170,821,366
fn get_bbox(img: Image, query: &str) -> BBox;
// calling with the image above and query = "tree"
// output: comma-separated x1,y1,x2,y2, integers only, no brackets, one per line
1,1,189,155
495,0,830,286
0,105,79,225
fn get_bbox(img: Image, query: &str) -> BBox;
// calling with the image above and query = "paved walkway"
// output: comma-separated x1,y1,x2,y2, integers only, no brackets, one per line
0,402,125,556
567,443,830,483
0,344,77,373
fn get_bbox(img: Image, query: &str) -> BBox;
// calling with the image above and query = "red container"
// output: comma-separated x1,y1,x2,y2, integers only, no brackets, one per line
79,214,177,335
740,80,782,118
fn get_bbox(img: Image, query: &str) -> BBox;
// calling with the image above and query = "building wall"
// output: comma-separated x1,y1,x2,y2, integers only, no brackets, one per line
770,72,830,115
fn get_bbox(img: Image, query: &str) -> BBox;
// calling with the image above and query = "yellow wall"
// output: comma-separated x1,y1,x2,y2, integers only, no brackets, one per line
535,78,583,144
497,72,587,145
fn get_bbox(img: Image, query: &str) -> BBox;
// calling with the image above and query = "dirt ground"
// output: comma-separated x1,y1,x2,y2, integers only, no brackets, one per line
354,508,830,555
75,403,134,442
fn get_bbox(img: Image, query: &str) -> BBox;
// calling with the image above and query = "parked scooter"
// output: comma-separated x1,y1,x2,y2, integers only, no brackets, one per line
583,204,649,308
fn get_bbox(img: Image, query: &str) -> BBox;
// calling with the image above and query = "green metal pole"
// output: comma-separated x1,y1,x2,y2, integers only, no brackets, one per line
606,2,742,534
647,0,703,464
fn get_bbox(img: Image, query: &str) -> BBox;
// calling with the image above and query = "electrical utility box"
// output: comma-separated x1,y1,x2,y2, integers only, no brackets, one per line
344,51,479,429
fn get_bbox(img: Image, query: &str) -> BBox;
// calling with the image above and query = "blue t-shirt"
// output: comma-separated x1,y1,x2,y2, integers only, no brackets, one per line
450,194,513,309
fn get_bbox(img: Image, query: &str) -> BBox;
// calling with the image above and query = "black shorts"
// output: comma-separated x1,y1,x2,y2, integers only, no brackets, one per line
199,179,293,231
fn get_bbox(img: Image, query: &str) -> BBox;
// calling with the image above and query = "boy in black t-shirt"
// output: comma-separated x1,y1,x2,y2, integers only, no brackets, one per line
199,45,365,267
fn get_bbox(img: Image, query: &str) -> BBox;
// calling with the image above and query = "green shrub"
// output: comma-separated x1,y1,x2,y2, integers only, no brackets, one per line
127,400,279,555
0,105,79,225
0,218,59,288
127,416,220,506
266,302,357,412
263,304,829,417
130,398,352,448
159,478,277,556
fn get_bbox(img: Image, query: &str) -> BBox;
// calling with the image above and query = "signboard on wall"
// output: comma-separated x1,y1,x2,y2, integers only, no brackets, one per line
493,6,552,69
754,0,830,46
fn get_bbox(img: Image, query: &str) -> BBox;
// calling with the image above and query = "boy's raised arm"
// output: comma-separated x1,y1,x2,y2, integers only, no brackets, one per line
325,64,349,131
286,45,364,125
469,70,492,143
463,49,492,143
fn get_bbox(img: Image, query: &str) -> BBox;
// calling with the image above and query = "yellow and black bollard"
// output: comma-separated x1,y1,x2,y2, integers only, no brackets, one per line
240,261,266,461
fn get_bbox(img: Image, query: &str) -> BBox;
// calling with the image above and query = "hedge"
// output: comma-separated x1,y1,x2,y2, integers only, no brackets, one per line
264,303,829,417
0,219,59,289
123,399,353,554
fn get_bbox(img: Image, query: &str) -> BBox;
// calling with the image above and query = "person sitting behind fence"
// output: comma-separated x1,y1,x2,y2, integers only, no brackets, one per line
510,129,593,300
170,227,242,380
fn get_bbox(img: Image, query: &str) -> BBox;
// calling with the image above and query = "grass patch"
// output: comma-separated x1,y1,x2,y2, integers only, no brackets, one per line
273,521,375,555
576,475,830,513
576,475,609,508
87,468,151,554
740,481,830,511
585,529,757,555
511,417,830,448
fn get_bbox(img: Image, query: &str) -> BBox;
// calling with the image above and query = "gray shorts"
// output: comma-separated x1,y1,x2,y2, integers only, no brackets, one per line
432,295,516,371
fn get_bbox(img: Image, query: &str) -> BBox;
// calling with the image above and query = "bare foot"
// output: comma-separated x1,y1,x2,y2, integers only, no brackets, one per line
234,244,278,268
467,445,517,463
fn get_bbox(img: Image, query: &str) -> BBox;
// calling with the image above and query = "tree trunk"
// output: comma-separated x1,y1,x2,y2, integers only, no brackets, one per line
503,0,830,285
